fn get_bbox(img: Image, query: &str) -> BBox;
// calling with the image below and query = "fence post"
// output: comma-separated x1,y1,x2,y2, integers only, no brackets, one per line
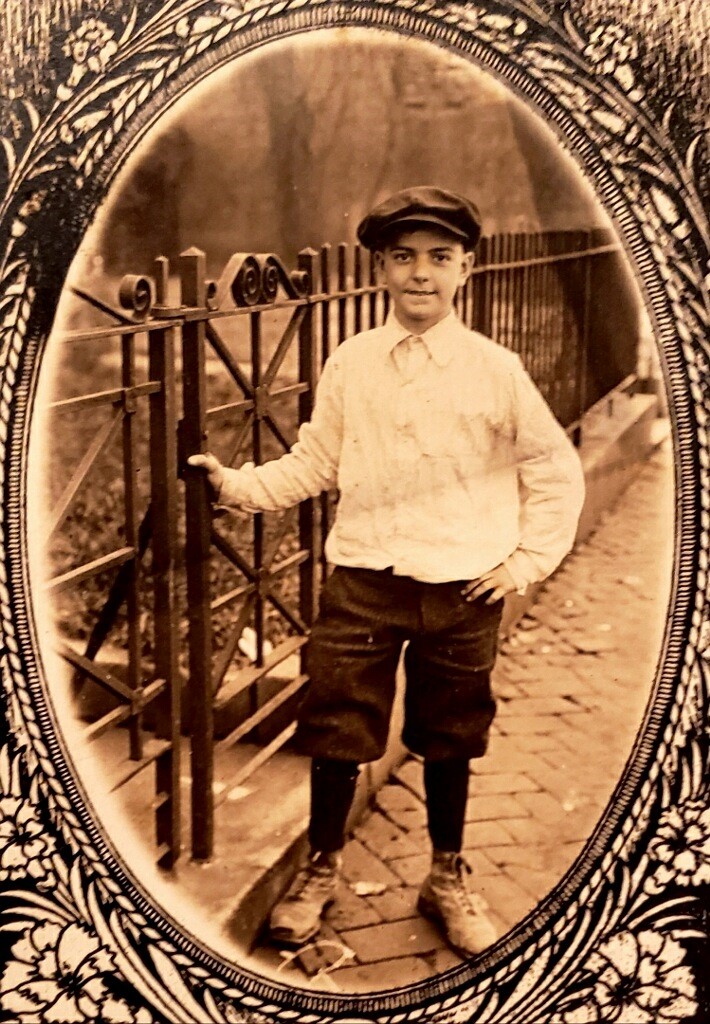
180,247,214,861
298,248,319,628
148,255,181,867
573,231,593,447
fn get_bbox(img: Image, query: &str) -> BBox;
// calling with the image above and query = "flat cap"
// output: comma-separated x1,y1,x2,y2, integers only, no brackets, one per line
357,186,482,251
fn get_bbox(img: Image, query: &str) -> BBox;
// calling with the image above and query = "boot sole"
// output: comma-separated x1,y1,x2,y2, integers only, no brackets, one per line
269,897,335,949
417,892,493,958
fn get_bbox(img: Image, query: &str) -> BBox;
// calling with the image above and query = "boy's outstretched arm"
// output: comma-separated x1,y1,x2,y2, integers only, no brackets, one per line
187,353,344,513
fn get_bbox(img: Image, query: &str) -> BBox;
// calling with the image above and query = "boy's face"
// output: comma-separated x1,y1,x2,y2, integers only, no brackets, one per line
375,227,474,334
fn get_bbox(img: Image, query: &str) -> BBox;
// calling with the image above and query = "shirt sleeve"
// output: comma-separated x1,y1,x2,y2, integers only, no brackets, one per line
216,351,344,512
502,356,585,592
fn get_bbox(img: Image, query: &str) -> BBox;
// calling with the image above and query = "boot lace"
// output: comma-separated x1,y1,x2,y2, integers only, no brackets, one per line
284,856,335,903
448,855,489,916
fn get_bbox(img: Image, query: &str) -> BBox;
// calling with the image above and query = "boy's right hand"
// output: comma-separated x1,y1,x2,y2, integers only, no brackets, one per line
187,452,224,496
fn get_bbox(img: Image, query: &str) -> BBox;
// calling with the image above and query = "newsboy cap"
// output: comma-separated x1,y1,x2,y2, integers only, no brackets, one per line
357,186,482,251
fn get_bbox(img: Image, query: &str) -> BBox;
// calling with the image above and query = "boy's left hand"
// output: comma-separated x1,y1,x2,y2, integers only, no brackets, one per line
462,564,517,604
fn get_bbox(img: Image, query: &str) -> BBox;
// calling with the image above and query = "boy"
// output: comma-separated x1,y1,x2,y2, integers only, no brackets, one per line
188,186,585,957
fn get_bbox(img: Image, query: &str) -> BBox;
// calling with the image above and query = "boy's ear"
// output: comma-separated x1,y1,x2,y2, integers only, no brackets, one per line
374,250,386,275
460,251,475,281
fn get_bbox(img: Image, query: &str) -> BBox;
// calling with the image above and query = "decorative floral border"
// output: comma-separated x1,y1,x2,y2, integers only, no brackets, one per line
0,1,708,1021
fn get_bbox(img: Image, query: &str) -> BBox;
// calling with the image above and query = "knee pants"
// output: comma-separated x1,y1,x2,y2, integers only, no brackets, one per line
293,566,503,763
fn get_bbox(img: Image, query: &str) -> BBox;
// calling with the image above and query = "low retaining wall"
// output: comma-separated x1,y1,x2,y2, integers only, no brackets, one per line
226,388,663,951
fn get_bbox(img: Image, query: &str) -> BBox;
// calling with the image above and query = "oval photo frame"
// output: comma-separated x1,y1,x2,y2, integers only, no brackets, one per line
0,3,707,1023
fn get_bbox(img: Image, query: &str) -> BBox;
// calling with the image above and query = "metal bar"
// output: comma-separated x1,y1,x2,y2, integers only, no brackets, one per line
251,310,265,698
210,581,255,613
211,635,308,706
180,248,214,862
83,508,152,664
84,679,166,742
56,642,137,703
54,319,180,344
217,722,297,797
46,408,123,541
218,674,308,749
337,244,347,345
224,415,254,470
262,412,292,454
48,381,161,413
70,285,135,325
575,230,593,446
84,704,133,741
353,243,363,336
108,738,172,794
211,526,257,582
45,547,135,592
368,250,377,329
149,275,182,867
261,306,307,389
206,321,254,397
211,595,257,696
320,244,331,365
297,248,319,631
467,242,620,273
206,398,255,421
122,331,143,762
471,236,488,335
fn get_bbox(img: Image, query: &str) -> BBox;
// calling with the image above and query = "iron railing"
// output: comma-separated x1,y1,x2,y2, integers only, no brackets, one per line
45,227,637,863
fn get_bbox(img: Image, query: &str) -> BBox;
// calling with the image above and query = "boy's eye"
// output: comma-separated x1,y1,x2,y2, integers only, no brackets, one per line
433,252,452,263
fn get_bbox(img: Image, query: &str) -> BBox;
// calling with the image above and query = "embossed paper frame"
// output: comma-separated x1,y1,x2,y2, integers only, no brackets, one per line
0,2,708,1021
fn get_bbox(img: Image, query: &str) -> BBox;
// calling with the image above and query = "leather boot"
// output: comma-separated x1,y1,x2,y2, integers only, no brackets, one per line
268,849,341,947
418,850,497,956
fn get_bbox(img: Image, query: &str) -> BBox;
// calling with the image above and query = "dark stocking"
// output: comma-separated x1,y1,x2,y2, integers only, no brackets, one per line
423,757,470,852
308,757,360,854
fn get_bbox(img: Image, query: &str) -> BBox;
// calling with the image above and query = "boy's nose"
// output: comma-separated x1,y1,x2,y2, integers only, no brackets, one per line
411,258,430,280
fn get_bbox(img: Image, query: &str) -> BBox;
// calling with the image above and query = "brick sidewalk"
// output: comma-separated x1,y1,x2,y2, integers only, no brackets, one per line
250,440,673,992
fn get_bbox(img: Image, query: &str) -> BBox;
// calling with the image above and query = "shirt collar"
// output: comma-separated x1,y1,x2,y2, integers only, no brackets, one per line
381,311,460,367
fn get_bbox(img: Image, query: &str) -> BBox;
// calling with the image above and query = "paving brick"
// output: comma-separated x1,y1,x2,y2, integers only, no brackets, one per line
295,923,357,977
507,863,565,902
501,816,557,848
330,955,434,991
463,849,501,876
465,794,530,822
422,947,465,974
388,853,430,886
472,749,551,777
496,696,585,718
469,772,540,795
460,818,520,849
354,811,421,860
513,791,568,826
325,882,383,930
474,874,538,930
489,731,562,753
495,714,562,735
366,886,420,922
341,839,402,889
339,917,446,962
392,758,425,798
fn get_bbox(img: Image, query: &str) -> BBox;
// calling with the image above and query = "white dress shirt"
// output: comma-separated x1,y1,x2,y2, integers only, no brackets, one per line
217,312,585,590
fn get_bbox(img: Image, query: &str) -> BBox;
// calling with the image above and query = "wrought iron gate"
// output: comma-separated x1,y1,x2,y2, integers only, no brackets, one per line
45,228,634,865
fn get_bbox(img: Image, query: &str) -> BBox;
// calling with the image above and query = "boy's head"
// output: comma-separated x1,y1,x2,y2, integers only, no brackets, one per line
357,187,481,333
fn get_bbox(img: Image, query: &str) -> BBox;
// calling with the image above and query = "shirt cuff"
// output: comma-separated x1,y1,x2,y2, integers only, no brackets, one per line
503,550,538,595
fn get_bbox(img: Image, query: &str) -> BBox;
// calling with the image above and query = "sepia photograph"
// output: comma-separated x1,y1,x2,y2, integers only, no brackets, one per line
1,1,707,1021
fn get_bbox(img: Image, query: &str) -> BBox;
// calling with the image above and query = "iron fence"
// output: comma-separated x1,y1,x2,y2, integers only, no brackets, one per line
44,227,637,863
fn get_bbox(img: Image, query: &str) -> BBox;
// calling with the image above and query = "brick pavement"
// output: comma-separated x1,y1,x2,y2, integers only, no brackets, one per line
250,440,673,992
